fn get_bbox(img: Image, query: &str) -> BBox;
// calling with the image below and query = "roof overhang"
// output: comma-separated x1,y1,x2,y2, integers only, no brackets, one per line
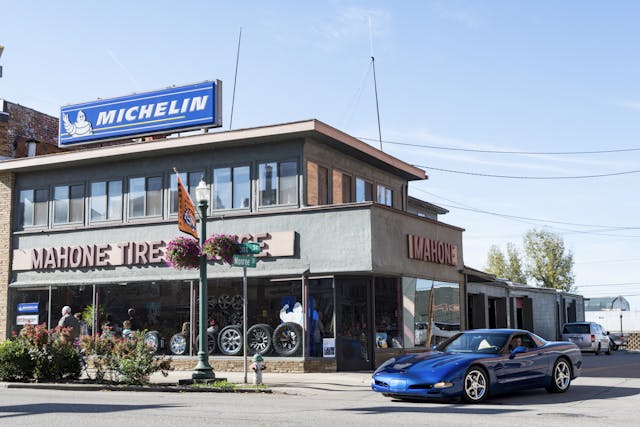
0,119,427,181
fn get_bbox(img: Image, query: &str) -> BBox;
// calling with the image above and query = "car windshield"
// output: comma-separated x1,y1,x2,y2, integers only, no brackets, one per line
563,324,590,334
439,332,509,354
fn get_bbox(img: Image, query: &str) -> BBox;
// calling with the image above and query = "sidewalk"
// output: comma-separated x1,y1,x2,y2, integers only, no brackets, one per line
1,370,374,395
153,369,373,393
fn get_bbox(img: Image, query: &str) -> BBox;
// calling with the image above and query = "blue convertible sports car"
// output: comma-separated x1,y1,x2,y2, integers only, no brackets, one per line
371,329,582,403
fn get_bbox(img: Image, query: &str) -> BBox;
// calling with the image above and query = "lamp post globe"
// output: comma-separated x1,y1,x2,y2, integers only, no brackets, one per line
192,178,215,380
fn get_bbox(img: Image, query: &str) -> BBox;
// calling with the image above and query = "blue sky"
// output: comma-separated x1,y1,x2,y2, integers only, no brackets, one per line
1,1,639,311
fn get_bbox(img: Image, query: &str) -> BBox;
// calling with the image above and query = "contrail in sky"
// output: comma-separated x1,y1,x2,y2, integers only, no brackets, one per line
107,48,138,84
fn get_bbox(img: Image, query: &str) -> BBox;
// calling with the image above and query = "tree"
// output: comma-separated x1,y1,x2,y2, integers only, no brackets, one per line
485,243,527,283
523,229,575,292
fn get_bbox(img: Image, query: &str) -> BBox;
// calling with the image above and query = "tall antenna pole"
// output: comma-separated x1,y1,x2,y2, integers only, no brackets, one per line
229,27,242,130
368,17,383,150
371,56,383,151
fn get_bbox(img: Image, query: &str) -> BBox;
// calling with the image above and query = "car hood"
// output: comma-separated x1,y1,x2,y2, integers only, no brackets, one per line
375,351,485,376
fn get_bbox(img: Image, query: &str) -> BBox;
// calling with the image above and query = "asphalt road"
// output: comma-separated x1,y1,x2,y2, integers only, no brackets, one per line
0,351,637,426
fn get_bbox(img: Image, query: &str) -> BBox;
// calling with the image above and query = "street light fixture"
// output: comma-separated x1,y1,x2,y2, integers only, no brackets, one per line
192,177,215,380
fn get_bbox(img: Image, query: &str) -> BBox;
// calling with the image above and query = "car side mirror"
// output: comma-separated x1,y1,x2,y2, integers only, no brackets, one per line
606,331,610,335
431,345,438,351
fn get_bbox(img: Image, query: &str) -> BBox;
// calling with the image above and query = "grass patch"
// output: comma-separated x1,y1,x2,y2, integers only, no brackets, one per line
190,380,269,391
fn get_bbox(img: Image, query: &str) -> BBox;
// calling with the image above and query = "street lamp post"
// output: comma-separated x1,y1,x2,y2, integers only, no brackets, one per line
192,178,215,380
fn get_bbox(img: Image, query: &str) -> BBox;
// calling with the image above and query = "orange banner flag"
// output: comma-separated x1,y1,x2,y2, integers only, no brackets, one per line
177,173,198,239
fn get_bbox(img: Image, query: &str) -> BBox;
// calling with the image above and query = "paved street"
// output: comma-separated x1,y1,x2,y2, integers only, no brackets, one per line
0,351,638,426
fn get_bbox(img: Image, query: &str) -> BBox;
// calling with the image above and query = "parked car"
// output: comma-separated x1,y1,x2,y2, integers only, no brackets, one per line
608,332,628,351
371,329,582,403
561,322,611,355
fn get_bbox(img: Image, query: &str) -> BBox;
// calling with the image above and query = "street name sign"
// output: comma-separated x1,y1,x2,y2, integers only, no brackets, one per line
232,254,257,268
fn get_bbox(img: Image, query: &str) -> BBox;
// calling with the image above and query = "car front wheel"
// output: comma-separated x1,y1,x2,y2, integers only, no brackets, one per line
546,358,571,393
463,367,489,403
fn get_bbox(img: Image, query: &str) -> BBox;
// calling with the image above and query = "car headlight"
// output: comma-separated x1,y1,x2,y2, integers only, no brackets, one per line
433,381,453,389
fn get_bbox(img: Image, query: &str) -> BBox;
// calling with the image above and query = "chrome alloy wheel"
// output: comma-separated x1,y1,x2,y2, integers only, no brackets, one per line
553,360,571,391
463,368,488,402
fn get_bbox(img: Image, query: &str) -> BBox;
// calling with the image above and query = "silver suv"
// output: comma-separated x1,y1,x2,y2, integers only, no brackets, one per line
562,322,611,355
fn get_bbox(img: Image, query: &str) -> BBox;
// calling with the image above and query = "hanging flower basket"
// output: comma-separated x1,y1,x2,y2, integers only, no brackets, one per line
165,237,201,270
202,234,238,265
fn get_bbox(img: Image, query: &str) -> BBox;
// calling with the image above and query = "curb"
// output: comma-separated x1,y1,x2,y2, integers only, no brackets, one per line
0,382,272,393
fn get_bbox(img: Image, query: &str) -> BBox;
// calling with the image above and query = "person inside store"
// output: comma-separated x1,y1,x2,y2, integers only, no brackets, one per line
122,320,133,338
74,312,88,336
102,314,120,337
127,308,137,330
58,306,80,344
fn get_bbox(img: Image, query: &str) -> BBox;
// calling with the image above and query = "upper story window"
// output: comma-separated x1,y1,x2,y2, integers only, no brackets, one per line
53,184,84,225
212,165,250,210
356,177,373,202
259,161,297,206
90,180,123,222
377,185,393,207
169,171,201,214
306,161,329,206
128,176,162,218
18,188,49,228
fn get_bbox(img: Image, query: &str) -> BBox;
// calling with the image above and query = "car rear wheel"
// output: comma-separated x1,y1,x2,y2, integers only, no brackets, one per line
463,367,488,403
595,343,601,355
546,358,571,393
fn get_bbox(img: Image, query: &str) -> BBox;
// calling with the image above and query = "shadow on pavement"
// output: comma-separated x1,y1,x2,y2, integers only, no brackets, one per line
0,403,180,420
339,405,528,415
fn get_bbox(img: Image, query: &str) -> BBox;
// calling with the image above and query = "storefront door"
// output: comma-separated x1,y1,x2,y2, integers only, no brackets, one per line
335,278,374,371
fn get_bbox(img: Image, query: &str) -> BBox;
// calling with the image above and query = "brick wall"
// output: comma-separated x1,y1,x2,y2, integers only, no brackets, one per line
0,100,61,158
169,357,337,373
0,172,14,339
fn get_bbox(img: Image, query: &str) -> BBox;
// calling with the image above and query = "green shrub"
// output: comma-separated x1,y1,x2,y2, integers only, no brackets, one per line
0,324,81,382
0,339,34,381
81,331,171,385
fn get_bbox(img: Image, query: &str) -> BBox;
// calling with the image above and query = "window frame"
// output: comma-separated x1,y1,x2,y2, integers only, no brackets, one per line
377,184,393,207
211,164,251,211
168,170,203,216
52,183,85,226
258,159,298,208
355,177,374,202
17,187,50,229
127,175,164,220
89,179,123,224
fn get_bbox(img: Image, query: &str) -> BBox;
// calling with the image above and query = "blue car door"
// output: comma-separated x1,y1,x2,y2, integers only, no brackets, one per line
494,334,548,388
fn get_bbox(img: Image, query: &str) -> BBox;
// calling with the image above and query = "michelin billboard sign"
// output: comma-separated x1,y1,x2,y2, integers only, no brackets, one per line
59,80,221,146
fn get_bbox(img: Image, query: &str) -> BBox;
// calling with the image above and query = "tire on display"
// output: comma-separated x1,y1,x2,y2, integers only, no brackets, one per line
170,333,188,355
218,325,243,356
247,324,273,356
546,358,572,393
462,366,489,403
272,322,302,356
195,332,217,355
144,331,161,354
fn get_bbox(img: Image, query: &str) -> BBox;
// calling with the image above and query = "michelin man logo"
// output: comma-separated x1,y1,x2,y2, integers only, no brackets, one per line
63,110,93,137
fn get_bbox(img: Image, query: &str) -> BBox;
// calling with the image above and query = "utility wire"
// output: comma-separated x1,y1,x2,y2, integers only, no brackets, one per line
359,136,640,155
413,164,640,180
411,187,640,230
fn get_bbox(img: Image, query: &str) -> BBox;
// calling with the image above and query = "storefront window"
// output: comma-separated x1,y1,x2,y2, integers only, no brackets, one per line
374,278,402,349
307,278,335,357
403,277,460,348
